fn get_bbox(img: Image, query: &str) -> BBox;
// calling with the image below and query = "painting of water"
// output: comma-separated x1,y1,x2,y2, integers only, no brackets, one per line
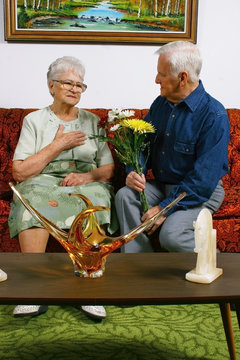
5,0,198,43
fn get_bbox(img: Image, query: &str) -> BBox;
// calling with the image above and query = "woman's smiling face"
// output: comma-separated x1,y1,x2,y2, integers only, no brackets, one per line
49,70,83,107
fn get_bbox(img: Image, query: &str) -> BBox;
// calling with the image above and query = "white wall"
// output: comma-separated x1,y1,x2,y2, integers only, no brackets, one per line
1,0,240,109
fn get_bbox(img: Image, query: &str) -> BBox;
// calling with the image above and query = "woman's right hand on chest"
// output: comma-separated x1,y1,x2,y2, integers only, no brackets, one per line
12,125,87,182
53,124,86,151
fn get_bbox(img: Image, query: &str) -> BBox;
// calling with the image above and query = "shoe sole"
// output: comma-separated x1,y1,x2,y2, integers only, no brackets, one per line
14,305,48,317
80,308,106,321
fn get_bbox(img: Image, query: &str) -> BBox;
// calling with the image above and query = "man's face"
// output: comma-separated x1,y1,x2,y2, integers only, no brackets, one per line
155,54,182,103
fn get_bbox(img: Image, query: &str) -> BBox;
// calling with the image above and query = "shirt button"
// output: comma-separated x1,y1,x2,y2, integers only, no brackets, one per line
172,114,175,118
185,148,189,152
166,133,170,136
162,151,165,155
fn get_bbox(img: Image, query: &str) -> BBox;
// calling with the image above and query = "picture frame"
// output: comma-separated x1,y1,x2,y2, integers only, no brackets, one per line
4,0,198,44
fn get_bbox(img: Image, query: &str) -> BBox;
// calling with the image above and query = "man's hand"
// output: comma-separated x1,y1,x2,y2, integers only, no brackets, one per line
126,171,146,192
141,205,166,235
126,171,166,235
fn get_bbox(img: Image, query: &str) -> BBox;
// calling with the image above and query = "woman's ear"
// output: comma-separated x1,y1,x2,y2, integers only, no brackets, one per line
48,80,54,96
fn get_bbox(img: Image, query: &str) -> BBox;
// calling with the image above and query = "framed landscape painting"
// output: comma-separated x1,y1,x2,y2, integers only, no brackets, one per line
5,0,198,44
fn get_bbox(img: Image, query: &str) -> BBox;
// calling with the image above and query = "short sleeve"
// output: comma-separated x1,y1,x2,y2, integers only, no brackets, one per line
13,116,37,161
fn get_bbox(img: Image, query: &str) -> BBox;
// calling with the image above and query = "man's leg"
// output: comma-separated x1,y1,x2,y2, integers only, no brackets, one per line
159,206,204,252
115,181,164,252
159,181,225,252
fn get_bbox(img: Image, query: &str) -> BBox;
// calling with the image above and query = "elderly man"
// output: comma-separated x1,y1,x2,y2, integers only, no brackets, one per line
115,41,230,253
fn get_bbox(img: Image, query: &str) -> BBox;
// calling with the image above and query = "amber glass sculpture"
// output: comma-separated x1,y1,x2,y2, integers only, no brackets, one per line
9,182,185,278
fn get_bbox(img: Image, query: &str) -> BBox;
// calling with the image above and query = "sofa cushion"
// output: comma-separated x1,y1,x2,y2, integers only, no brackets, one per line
0,200,11,216
213,186,240,218
213,218,240,252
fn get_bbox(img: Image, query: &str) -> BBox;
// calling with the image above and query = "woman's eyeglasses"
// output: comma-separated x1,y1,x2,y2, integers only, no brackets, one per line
53,79,87,93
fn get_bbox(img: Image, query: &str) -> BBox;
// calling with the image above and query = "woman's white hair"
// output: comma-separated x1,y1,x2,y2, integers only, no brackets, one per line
156,41,202,83
47,56,85,81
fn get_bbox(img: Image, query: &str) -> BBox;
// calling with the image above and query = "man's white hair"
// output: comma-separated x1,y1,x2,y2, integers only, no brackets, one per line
156,41,202,83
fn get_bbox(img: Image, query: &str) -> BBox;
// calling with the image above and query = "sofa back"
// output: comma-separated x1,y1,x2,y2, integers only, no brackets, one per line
0,108,239,192
225,109,240,187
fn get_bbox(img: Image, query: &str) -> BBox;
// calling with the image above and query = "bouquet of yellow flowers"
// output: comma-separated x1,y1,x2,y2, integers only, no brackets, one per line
91,109,155,213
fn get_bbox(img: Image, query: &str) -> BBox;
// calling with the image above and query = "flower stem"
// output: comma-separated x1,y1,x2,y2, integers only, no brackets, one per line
134,158,149,213
140,190,149,213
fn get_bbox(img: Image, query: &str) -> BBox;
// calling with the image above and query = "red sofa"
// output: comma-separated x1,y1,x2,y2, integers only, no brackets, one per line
0,108,239,253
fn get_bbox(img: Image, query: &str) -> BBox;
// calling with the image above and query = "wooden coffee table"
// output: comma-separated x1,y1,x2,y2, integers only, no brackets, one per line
0,252,239,360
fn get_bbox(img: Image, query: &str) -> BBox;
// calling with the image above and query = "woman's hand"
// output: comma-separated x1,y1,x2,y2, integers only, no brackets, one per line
60,163,114,187
54,124,86,151
126,171,146,192
60,173,91,186
141,205,166,235
12,125,87,182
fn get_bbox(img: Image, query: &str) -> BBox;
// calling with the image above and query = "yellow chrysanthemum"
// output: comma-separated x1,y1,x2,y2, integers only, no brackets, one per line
120,119,155,134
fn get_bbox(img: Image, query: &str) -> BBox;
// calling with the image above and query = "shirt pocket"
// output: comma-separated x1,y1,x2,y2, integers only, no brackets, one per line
174,141,195,155
173,141,196,175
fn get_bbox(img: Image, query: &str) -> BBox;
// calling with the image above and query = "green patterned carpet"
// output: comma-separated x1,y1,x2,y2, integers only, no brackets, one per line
0,304,239,360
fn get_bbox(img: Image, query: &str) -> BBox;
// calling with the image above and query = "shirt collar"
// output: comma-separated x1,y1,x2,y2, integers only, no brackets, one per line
179,80,205,112
164,80,205,112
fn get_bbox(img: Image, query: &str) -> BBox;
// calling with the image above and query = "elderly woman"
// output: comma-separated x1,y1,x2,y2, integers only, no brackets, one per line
8,56,118,320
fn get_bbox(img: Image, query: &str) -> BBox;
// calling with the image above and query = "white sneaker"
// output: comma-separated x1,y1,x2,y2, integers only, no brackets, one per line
13,305,48,317
81,305,106,320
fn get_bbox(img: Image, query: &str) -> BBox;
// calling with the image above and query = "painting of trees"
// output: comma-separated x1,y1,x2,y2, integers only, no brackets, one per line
6,0,197,43
20,0,62,9
136,0,185,18
19,0,185,17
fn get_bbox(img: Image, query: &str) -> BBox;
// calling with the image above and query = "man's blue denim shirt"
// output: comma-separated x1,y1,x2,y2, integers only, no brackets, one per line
144,81,230,212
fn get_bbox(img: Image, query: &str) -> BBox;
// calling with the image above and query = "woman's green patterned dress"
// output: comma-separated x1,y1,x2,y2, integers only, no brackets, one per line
8,107,118,238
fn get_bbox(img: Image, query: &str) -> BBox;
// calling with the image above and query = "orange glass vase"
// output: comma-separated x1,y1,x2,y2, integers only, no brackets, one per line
9,182,185,278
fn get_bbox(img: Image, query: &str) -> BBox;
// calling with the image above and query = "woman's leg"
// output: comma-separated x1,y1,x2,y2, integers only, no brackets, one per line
17,228,106,320
19,228,49,253
13,228,49,317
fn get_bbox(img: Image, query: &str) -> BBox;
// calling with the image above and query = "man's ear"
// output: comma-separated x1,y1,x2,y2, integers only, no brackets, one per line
178,71,188,85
